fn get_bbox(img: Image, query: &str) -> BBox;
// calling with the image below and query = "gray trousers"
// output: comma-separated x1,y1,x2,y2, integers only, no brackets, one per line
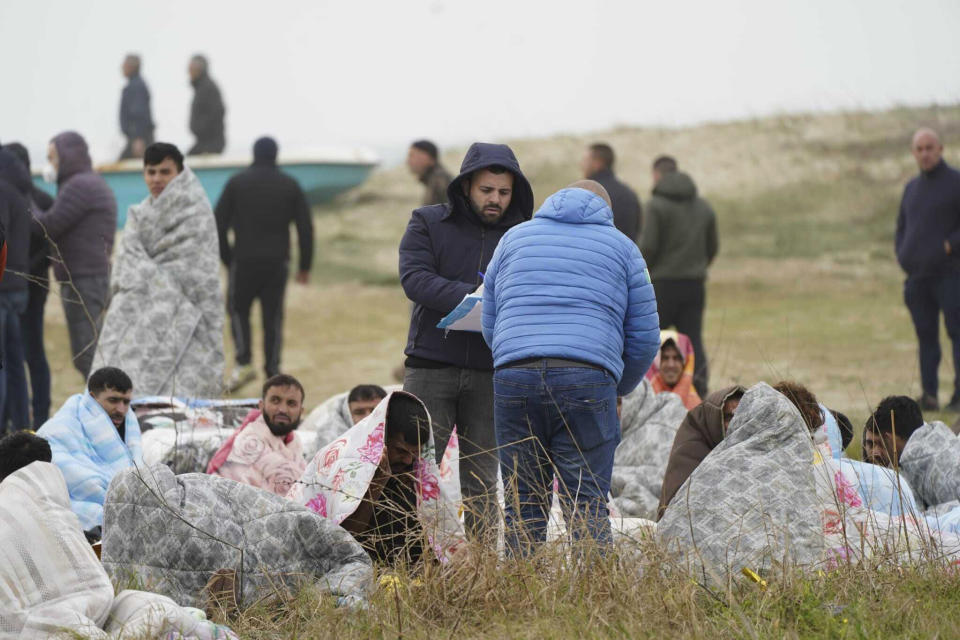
60,275,109,379
403,366,498,541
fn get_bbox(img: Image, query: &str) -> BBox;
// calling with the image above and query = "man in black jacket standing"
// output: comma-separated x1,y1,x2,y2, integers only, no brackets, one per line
581,142,642,241
3,143,54,428
187,55,226,155
118,54,154,160
216,137,313,391
896,128,960,412
399,142,533,541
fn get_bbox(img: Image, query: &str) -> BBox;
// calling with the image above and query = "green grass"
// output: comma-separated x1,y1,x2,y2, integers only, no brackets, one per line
37,103,960,637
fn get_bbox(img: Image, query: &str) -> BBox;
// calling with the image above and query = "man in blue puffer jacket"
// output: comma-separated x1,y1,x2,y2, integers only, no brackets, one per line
482,180,660,553
399,142,534,541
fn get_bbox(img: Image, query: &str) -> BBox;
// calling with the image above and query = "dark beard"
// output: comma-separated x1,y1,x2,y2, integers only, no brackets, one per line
263,411,301,437
468,198,504,226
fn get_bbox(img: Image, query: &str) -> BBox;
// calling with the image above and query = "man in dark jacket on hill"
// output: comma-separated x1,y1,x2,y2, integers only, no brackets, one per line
0,149,34,431
399,142,534,541
35,131,117,379
640,155,717,396
216,137,313,390
3,143,55,427
581,143,642,240
407,140,453,206
118,54,155,161
896,128,960,412
187,55,226,155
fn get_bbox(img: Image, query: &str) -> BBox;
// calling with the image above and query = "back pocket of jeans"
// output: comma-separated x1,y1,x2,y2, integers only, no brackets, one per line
561,397,613,451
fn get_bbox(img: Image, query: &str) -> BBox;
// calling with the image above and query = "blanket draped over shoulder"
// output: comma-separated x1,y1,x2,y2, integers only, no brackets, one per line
102,464,372,609
92,167,224,398
289,391,465,562
208,411,306,496
36,392,142,531
900,422,960,509
657,383,960,582
0,462,237,639
610,380,689,519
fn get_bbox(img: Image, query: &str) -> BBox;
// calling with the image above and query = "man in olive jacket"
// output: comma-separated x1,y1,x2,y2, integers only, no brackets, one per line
640,156,717,395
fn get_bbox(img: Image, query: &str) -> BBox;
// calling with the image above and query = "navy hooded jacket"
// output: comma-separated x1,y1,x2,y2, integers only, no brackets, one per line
0,149,32,292
482,187,660,396
399,143,534,370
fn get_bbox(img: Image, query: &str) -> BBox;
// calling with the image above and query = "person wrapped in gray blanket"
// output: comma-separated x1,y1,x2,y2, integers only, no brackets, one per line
865,395,960,510
101,464,373,609
609,379,689,519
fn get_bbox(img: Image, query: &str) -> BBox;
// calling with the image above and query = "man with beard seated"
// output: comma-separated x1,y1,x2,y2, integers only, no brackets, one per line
209,374,306,495
339,393,430,565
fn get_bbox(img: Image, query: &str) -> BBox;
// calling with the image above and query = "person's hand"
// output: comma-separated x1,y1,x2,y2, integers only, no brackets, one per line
295,270,310,285
946,240,953,256
131,138,146,158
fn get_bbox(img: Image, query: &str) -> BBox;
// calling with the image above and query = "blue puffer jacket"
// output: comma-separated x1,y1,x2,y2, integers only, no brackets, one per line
482,187,660,396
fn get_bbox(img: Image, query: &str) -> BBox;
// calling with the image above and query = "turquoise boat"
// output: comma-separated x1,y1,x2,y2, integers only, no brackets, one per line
32,150,379,228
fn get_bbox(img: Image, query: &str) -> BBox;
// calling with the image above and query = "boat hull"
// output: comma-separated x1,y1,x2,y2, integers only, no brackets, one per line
32,159,377,228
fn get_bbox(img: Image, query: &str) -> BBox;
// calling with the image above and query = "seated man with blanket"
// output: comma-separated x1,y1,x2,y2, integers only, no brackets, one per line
91,142,225,397
658,381,821,519
36,366,141,535
303,384,390,457
646,330,702,410
291,390,465,565
208,374,307,496
0,431,238,639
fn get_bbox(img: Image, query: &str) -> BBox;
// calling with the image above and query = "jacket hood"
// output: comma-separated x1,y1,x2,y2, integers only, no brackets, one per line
534,187,614,226
0,149,32,195
653,171,697,201
52,131,93,185
447,142,533,226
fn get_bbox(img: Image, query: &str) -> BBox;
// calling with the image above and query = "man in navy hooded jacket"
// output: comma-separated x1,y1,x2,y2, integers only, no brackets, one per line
399,142,533,541
482,180,659,553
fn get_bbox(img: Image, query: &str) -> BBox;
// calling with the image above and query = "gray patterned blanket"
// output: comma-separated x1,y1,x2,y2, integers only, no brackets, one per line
610,380,689,519
102,464,372,608
92,167,224,398
900,421,960,509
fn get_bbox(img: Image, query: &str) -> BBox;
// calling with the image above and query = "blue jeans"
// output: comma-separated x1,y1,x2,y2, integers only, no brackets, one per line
494,362,619,555
904,272,960,401
0,290,30,433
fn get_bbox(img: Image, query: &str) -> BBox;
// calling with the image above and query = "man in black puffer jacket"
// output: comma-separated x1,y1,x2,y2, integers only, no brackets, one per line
399,142,533,541
215,137,313,390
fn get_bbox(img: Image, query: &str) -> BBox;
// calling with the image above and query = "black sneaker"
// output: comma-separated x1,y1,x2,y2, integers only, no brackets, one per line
945,398,960,413
917,394,940,411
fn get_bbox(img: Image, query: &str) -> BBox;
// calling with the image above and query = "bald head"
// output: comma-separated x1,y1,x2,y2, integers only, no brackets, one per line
912,127,943,173
568,180,612,208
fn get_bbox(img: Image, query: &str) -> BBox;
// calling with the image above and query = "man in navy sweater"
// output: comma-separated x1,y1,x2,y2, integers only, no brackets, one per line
896,128,960,412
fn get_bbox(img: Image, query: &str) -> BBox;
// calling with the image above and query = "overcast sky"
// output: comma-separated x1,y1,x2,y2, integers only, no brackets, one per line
2,0,958,165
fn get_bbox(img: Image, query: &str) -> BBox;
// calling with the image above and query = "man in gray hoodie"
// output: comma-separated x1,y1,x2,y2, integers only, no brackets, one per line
35,132,117,379
640,155,718,396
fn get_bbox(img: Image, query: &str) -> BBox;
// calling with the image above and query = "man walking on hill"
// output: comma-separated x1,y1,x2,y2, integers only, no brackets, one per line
896,128,960,412
399,142,534,541
216,137,313,390
641,155,717,396
581,143,642,240
118,54,154,160
187,55,226,155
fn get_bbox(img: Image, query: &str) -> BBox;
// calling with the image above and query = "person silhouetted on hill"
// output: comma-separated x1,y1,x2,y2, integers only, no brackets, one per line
896,128,960,412
187,55,226,155
640,155,717,396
